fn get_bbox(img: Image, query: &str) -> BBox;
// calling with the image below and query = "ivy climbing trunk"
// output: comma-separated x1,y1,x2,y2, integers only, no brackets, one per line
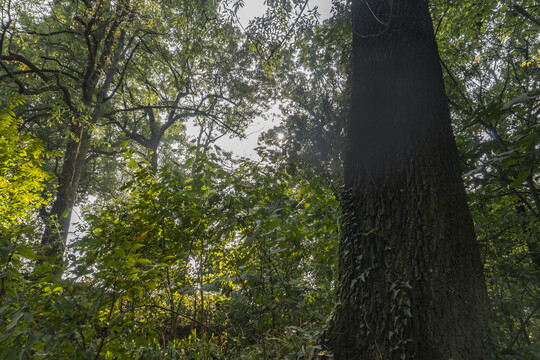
323,0,494,359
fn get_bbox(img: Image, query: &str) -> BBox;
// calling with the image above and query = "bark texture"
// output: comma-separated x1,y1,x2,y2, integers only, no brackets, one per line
323,0,494,358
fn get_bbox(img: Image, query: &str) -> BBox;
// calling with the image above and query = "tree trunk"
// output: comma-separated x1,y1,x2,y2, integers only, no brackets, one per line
41,122,91,260
323,1,494,358
40,25,126,261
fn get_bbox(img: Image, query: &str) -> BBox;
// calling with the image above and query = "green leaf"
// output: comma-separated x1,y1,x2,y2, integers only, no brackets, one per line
23,312,33,325
5,312,24,331
0,247,12,259
115,297,122,310
15,246,35,260
126,287,142,301
134,232,148,243
114,248,126,258
18,225,35,234
502,158,518,169
510,171,529,188
0,350,17,360
134,336,147,347
25,333,40,350
52,302,63,312
128,158,138,170
61,208,70,219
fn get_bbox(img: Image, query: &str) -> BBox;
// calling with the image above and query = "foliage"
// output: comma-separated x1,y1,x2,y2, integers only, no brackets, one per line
0,146,338,359
259,3,350,182
432,0,540,355
0,96,50,229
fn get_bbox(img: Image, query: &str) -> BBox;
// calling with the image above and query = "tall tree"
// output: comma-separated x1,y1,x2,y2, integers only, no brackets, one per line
1,0,141,259
323,0,494,358
0,0,262,261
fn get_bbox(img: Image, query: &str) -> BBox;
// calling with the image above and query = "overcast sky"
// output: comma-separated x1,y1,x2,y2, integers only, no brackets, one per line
238,0,332,26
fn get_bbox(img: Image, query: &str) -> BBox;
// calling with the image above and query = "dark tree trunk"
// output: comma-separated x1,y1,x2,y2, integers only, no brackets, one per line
323,1,494,358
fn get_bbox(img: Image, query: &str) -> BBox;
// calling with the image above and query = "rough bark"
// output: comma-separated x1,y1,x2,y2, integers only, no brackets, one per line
323,0,494,358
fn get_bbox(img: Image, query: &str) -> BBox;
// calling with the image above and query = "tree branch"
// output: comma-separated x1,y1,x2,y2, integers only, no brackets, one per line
511,1,540,27
503,300,540,354
104,39,140,101
137,304,220,335
0,54,77,112
85,148,124,163
0,60,25,93
1,53,50,81
27,29,82,37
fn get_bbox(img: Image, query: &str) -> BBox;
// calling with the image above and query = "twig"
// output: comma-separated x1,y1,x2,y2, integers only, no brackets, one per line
503,300,540,354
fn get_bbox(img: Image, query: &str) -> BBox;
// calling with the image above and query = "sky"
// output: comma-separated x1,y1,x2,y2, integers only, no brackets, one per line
207,0,333,158
237,0,333,26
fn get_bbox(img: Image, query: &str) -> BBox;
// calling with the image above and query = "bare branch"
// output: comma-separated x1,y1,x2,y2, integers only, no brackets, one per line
1,53,50,81
27,29,82,37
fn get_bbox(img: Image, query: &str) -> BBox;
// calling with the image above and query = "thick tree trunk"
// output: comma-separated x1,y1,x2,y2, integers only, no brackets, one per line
323,1,493,358
41,122,91,260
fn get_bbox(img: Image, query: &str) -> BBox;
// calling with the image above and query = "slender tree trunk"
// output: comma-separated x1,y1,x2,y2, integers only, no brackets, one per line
41,122,91,260
323,1,494,358
515,203,540,267
40,25,126,261
149,146,159,170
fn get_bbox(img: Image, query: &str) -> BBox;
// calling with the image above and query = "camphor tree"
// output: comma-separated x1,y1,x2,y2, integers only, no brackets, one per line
323,0,494,358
